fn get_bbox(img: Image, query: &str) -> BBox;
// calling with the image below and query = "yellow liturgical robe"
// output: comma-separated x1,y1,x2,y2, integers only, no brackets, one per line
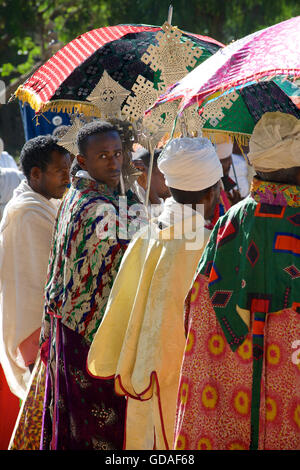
87,214,210,450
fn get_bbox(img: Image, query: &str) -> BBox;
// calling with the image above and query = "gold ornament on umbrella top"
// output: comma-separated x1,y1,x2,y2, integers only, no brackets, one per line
86,70,131,119
120,21,205,207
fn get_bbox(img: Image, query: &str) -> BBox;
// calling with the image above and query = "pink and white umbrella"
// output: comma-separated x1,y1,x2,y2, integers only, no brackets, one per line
147,16,300,115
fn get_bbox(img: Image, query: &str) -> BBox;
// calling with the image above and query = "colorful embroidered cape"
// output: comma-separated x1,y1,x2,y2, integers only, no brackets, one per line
40,176,146,347
175,178,300,450
39,176,147,450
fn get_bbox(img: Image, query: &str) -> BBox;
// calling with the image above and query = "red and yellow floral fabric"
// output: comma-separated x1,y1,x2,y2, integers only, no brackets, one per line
174,275,300,450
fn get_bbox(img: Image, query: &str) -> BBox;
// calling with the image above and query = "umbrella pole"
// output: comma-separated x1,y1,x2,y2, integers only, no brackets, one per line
145,140,154,214
231,159,241,194
120,173,125,196
179,114,188,137
167,5,173,25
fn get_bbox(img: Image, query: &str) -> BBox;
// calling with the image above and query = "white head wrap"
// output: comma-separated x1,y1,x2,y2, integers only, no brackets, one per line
248,112,300,172
132,146,147,161
216,142,233,160
157,137,223,191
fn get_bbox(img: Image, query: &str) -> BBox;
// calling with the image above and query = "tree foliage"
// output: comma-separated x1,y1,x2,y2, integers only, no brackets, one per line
0,0,299,84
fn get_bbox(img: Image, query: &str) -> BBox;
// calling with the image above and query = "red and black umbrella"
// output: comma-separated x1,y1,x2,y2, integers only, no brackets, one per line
14,24,223,116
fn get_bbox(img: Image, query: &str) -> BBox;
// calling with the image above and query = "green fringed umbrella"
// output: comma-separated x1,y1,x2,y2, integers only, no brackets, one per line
200,78,300,149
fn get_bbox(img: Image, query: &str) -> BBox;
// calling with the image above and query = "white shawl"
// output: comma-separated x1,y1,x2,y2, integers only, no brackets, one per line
0,180,58,399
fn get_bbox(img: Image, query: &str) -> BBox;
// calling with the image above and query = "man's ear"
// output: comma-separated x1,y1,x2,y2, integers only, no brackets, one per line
76,154,86,169
30,166,42,182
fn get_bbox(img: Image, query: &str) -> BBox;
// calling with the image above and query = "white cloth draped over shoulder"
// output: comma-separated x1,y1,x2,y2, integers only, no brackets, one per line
0,180,59,399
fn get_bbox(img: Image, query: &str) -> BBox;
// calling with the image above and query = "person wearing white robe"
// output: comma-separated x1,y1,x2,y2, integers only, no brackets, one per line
0,135,70,399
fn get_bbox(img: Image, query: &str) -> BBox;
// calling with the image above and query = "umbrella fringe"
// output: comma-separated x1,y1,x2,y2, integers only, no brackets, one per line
202,128,250,147
16,86,43,113
40,100,102,117
16,86,103,117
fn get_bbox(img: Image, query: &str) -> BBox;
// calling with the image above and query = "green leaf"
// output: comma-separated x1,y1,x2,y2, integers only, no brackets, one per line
1,62,15,76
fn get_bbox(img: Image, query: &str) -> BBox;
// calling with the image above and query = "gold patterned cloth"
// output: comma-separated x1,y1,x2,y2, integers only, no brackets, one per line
9,355,46,450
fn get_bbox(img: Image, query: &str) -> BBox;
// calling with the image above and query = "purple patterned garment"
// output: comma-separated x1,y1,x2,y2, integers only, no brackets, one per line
39,177,147,450
41,321,126,450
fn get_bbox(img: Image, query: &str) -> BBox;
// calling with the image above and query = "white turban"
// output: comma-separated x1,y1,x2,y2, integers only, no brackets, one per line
157,137,223,191
216,142,233,160
248,112,300,172
132,146,147,161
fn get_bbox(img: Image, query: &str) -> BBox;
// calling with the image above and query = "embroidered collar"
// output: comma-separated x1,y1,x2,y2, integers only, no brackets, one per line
71,175,120,199
250,177,300,207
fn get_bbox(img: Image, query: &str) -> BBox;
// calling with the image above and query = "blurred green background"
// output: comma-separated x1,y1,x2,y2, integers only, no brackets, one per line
1,0,299,158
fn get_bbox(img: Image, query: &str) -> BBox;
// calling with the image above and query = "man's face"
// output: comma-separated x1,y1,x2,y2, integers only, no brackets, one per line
132,158,148,190
78,131,123,189
151,166,171,200
38,150,70,199
132,160,171,200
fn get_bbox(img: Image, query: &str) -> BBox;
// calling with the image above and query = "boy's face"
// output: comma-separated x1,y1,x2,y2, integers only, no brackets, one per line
77,131,123,189
31,150,71,199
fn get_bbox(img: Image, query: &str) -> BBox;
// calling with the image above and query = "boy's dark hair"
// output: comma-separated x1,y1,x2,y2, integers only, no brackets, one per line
76,120,120,156
20,135,68,180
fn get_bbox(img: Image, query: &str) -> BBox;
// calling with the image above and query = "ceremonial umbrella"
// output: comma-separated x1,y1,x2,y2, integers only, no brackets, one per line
147,16,300,144
13,22,223,206
14,24,223,117
197,78,300,147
